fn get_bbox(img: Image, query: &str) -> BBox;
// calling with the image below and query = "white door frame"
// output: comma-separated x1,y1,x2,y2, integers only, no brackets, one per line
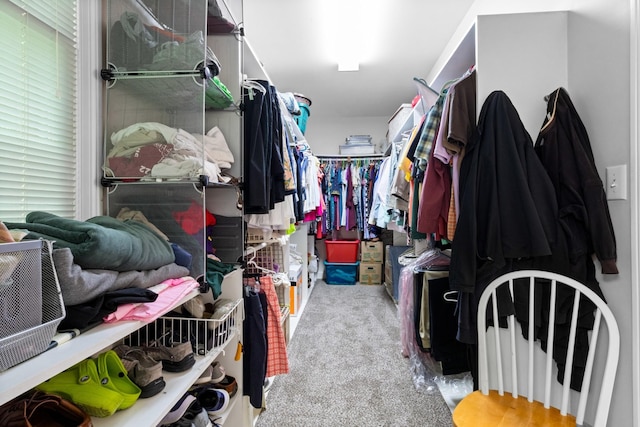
631,1,640,426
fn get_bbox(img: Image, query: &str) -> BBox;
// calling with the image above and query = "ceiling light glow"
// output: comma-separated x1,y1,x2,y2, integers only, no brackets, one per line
316,0,384,71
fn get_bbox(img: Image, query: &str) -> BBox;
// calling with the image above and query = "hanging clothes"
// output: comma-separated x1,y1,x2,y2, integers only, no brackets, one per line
317,157,383,237
449,90,560,343
242,286,267,409
535,87,618,279
534,87,619,391
442,68,477,240
259,275,289,377
243,80,286,215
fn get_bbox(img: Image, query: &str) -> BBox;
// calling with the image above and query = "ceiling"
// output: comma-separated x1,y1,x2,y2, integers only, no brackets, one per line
242,0,475,120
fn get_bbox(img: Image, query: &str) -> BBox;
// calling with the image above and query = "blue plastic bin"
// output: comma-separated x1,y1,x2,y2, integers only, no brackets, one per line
324,261,359,285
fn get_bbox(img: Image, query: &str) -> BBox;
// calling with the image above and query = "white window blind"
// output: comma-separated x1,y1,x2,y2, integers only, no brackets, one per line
0,1,78,221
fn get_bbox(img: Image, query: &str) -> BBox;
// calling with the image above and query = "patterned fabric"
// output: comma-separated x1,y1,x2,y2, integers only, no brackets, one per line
413,86,449,170
446,183,456,241
260,275,289,377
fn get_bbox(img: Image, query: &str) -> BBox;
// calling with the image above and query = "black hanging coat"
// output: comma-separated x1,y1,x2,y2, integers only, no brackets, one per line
535,87,618,281
450,90,559,301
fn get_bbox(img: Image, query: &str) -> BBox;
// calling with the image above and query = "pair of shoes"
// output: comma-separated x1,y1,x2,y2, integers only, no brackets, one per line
190,386,230,417
117,340,195,373
195,361,225,385
0,390,92,427
36,351,141,417
113,344,166,398
143,340,196,372
159,393,212,427
212,374,238,399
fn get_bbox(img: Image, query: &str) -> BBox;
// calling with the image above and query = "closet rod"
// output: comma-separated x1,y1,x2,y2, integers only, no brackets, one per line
317,154,385,160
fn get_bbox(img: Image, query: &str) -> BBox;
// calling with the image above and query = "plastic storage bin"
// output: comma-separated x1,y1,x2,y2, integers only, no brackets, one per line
324,261,359,285
325,239,360,263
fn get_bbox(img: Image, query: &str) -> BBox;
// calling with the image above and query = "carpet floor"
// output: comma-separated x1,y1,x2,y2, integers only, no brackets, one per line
254,280,454,427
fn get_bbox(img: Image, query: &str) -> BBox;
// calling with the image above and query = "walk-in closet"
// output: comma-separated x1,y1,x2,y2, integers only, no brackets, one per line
0,1,636,426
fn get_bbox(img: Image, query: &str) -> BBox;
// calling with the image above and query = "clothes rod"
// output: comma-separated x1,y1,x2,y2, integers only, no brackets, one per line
317,154,385,159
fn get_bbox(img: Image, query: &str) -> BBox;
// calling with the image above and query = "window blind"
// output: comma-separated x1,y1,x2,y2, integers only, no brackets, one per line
0,1,78,221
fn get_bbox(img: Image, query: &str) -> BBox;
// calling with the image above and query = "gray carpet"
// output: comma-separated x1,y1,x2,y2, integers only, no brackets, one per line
255,280,453,427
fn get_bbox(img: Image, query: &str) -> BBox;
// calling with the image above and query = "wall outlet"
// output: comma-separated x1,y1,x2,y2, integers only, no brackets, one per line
605,164,627,200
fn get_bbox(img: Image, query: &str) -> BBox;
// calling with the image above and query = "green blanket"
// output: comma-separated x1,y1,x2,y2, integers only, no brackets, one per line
5,211,175,272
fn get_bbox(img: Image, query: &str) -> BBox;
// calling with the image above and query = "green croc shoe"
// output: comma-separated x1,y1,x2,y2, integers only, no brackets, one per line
35,358,124,418
95,350,142,410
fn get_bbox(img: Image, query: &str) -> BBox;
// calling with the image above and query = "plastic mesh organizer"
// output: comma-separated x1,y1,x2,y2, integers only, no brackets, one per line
0,240,65,371
124,298,242,357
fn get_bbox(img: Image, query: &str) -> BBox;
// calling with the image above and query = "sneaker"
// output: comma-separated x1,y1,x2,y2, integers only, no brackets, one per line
194,361,225,385
112,345,165,398
210,361,226,383
159,393,197,426
192,387,230,416
142,341,195,372
194,365,214,385
181,400,212,427
212,375,237,399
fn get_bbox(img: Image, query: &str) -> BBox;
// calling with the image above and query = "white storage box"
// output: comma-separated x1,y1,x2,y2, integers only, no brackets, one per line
387,104,413,142
339,144,376,155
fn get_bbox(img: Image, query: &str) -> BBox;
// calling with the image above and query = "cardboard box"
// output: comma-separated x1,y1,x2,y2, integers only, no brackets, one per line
359,262,382,285
360,241,384,263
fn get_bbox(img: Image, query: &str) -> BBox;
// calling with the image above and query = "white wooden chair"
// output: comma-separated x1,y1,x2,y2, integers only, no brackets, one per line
452,270,619,427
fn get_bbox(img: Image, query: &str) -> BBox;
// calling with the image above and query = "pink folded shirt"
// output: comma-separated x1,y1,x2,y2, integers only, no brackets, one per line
104,276,199,323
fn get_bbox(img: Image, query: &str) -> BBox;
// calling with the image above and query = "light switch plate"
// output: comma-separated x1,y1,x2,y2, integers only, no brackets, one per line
606,164,627,200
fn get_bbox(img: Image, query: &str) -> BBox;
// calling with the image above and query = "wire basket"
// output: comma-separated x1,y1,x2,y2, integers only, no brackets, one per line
0,240,65,371
123,298,242,357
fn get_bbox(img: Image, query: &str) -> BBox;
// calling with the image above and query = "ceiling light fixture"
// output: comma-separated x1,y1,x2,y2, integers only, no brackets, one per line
338,58,360,71
338,60,359,72
317,0,384,72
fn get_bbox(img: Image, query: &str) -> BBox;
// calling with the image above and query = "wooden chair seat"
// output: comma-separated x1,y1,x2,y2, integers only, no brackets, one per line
453,390,577,427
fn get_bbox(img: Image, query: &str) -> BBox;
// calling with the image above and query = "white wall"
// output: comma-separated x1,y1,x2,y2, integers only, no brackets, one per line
567,3,633,427
304,115,390,156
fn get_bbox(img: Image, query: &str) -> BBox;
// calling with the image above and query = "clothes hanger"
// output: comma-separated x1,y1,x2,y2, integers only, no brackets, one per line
540,87,561,133
242,79,267,92
244,249,278,277
242,79,267,101
443,290,459,303
413,247,451,272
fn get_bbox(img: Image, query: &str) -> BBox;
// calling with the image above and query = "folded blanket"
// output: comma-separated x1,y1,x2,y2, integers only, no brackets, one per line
5,211,175,272
53,248,189,305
